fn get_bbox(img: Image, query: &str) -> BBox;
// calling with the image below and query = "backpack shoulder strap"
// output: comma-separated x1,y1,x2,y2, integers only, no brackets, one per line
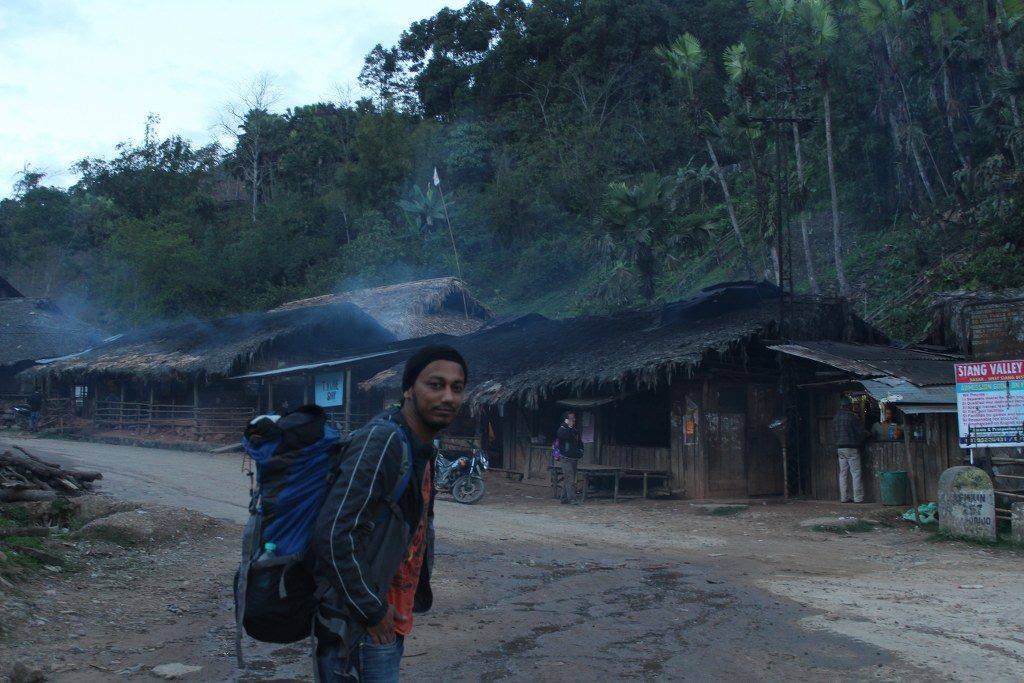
367,417,415,520
389,426,414,504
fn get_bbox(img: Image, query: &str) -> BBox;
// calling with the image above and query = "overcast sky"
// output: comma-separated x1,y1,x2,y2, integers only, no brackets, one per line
0,1,455,198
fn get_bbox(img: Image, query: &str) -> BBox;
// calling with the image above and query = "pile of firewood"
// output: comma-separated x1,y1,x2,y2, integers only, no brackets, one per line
0,445,102,503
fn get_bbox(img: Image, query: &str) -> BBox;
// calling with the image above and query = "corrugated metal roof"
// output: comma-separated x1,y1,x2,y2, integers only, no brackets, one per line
770,341,959,386
899,404,957,414
859,379,955,408
230,349,407,380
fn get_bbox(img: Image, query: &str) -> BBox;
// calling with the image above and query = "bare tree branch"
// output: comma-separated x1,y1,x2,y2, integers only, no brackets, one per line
216,73,280,222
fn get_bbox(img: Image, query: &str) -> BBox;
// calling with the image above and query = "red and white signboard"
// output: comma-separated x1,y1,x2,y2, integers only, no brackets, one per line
955,360,1024,448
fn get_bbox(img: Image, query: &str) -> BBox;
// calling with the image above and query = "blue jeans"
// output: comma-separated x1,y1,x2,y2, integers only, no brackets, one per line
29,411,40,431
317,634,404,682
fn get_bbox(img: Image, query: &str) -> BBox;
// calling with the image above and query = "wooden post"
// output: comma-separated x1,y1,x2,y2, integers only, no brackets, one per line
193,380,200,440
902,424,921,523
343,369,352,433
267,382,274,414
303,374,309,405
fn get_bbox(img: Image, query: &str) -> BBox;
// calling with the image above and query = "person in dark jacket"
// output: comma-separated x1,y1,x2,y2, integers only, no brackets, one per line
556,412,584,504
27,390,43,432
313,345,467,682
833,398,869,503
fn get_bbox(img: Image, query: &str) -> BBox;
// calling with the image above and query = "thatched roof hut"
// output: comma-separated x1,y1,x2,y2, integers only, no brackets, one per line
363,282,876,410
275,277,491,339
25,301,393,382
0,297,103,370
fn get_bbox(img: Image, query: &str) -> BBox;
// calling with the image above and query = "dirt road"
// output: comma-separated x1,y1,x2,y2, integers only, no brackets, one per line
2,436,1022,681
0,436,251,522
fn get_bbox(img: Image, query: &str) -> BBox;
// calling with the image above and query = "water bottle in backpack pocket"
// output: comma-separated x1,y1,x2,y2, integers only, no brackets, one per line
235,542,319,644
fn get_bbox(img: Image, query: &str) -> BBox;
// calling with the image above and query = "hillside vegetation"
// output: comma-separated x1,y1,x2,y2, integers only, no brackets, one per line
2,0,1022,340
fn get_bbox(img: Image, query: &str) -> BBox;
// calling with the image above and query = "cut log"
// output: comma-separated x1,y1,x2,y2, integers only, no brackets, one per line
0,526,50,538
9,445,64,469
0,490,56,503
0,450,60,479
64,469,102,482
54,478,80,492
0,448,102,497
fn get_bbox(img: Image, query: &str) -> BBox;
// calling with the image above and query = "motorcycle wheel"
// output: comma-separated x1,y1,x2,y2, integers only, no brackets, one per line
451,475,485,505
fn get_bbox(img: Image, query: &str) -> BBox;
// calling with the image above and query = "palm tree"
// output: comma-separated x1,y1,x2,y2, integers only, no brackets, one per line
397,184,445,234
659,34,755,278
857,0,942,202
724,41,785,286
744,0,822,293
991,0,1023,127
803,0,850,296
599,174,707,301
927,5,970,172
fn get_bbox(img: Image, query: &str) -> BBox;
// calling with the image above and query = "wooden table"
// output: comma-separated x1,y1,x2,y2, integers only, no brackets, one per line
551,463,671,502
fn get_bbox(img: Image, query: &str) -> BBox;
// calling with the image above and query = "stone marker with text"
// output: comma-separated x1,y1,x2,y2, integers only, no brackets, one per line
938,466,997,541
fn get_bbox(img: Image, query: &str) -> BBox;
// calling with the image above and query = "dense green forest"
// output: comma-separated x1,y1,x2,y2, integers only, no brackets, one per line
2,0,1023,339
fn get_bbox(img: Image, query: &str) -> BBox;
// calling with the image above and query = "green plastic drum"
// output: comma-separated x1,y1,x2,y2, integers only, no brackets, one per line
879,470,909,506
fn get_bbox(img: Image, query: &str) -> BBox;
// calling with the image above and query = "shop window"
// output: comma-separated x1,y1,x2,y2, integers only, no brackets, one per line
74,385,88,408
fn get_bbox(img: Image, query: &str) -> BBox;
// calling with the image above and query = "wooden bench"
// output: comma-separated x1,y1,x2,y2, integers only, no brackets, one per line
550,463,671,502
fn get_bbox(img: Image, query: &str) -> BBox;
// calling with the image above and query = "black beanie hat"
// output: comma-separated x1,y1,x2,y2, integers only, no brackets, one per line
402,345,468,391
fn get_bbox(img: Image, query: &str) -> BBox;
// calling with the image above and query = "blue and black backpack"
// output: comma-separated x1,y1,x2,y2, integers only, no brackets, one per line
233,405,412,666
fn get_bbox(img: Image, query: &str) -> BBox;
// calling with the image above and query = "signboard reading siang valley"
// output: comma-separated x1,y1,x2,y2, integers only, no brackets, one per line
955,360,1024,447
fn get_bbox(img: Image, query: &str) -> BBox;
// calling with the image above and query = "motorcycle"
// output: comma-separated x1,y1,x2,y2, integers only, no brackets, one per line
1,405,31,431
434,447,488,504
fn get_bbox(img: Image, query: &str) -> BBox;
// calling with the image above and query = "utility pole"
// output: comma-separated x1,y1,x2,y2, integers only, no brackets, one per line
433,168,470,319
744,111,813,497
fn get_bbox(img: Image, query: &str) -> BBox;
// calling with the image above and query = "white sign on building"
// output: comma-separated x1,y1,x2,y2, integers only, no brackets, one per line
315,371,344,407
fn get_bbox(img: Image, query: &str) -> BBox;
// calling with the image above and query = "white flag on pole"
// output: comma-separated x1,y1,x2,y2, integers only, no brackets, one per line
433,167,441,186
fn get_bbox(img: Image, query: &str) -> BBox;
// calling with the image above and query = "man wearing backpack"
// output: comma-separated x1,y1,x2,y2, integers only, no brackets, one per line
556,412,583,504
313,345,468,682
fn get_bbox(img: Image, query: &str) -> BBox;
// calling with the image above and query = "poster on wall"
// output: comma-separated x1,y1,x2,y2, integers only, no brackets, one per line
580,412,595,443
955,360,1024,447
315,371,344,407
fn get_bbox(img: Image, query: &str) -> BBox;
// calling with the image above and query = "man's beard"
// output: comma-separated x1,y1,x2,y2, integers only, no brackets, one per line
412,393,457,429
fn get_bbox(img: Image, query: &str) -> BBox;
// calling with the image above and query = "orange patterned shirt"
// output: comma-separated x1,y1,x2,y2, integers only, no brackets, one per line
386,462,432,636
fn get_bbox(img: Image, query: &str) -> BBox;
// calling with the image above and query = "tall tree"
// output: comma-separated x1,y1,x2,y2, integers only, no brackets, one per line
747,0,822,293
599,173,706,302
659,34,756,279
804,0,850,296
219,74,280,223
